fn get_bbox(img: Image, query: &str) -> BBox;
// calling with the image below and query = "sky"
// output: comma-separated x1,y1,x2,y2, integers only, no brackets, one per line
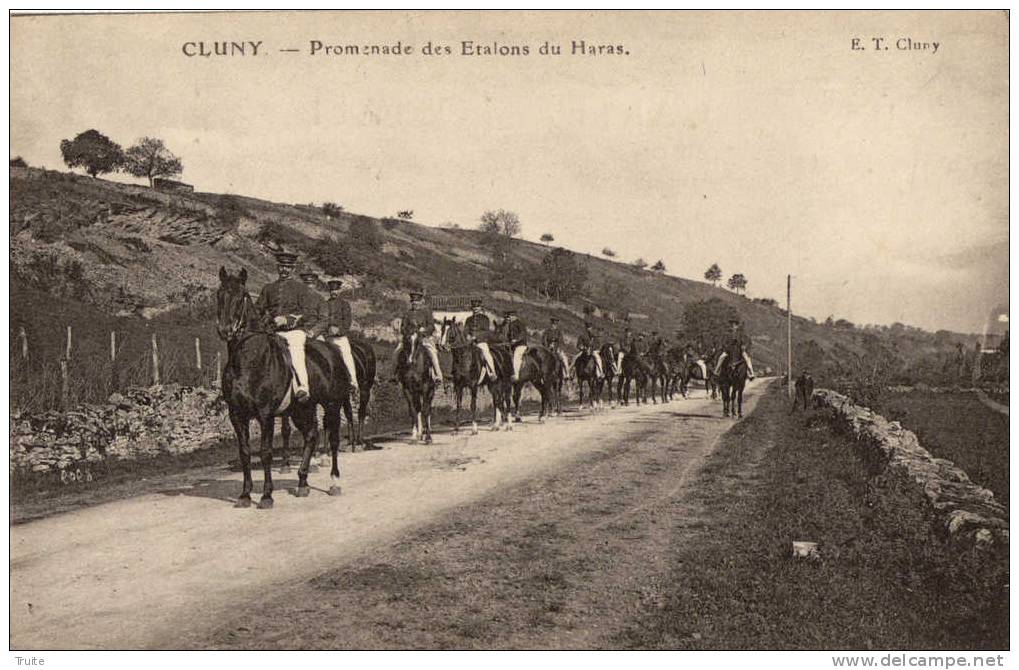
10,10,1009,333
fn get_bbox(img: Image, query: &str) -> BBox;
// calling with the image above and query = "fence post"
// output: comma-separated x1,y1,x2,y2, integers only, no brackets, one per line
195,337,203,370
18,327,28,361
151,333,161,386
110,331,116,362
65,325,72,360
60,358,69,410
215,351,222,388
110,331,119,394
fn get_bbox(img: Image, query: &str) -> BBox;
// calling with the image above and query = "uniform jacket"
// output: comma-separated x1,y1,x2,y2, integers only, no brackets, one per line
464,313,491,339
308,296,352,339
542,326,564,349
401,304,435,338
503,319,528,347
255,278,322,331
578,330,600,351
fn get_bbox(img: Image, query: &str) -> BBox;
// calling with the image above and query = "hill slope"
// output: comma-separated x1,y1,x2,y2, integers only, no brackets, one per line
10,167,974,406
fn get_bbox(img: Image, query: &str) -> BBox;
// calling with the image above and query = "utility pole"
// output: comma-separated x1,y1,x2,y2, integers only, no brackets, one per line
787,274,793,398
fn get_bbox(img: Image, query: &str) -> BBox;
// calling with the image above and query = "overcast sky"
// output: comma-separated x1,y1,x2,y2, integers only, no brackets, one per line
10,10,1008,333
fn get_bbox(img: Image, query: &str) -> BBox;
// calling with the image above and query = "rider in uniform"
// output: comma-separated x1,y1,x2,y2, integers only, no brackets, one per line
714,318,756,379
255,252,322,402
394,290,443,383
308,278,360,400
617,325,634,375
542,316,573,379
502,309,529,382
575,321,604,379
464,298,497,384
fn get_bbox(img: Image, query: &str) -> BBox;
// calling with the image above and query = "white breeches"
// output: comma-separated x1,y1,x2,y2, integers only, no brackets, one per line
512,345,527,379
616,351,625,374
592,351,604,378
326,335,359,388
476,342,496,376
279,330,309,393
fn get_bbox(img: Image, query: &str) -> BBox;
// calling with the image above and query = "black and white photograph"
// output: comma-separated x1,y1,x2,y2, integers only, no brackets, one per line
7,9,1010,659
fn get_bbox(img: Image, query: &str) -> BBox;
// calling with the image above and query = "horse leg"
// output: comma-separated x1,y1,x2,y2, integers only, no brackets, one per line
279,417,292,473
358,386,371,447
325,405,342,496
503,382,514,431
257,414,276,509
453,385,463,434
230,410,253,508
470,386,479,435
423,388,434,444
342,397,355,453
536,381,546,423
403,385,418,441
513,384,523,422
293,404,319,498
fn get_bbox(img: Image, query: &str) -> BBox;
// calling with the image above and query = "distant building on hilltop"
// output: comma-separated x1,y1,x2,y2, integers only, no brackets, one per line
981,305,1009,353
153,177,195,194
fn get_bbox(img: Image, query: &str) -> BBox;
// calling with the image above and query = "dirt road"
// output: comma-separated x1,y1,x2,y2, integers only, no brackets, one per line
11,379,767,650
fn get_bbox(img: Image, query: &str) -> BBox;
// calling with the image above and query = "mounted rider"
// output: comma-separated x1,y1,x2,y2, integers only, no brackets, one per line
616,325,634,373
307,278,360,400
575,321,604,379
541,316,572,379
714,318,756,379
464,298,498,384
254,251,323,402
502,308,529,382
394,289,443,383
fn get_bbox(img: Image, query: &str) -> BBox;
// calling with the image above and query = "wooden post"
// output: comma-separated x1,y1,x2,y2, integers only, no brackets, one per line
215,350,222,388
787,274,793,399
151,333,161,386
65,325,72,360
18,327,28,361
110,331,118,394
195,337,203,370
110,331,117,362
60,358,69,410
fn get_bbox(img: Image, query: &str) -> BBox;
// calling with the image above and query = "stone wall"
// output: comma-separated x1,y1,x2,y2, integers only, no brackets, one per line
10,385,229,477
812,389,1009,547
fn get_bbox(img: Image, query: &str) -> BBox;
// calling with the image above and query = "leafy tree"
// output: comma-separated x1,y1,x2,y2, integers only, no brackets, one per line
10,156,27,168
632,257,648,271
540,247,588,302
602,247,616,258
59,129,123,178
682,298,739,349
396,210,414,220
540,233,554,246
704,263,722,287
834,318,855,330
123,137,182,187
795,339,827,374
726,273,748,295
651,259,666,273
349,217,383,252
479,209,521,238
322,202,344,217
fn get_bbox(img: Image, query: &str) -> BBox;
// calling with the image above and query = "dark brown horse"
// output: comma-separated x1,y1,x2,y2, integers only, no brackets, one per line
620,348,652,406
216,267,348,509
649,347,672,404
574,350,604,410
509,344,562,422
439,319,513,433
396,331,437,443
717,348,749,418
279,335,377,466
599,342,619,408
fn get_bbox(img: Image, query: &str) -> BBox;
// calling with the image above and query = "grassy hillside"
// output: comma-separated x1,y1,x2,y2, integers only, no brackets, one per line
10,166,978,411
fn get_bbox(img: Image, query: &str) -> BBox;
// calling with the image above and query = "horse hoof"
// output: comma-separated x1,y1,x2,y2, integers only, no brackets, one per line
513,416,522,423
234,497,252,509
504,424,513,432
257,497,274,510
293,486,310,498
328,485,342,496
425,435,434,444
471,428,479,436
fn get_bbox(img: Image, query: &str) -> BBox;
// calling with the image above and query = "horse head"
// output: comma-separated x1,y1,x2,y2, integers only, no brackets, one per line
216,266,253,341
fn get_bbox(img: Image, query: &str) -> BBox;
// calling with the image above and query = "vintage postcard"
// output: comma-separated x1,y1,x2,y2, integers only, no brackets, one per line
8,9,1009,659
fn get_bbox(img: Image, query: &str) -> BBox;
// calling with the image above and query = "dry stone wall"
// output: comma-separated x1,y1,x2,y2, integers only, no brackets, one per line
813,389,1009,547
10,385,229,477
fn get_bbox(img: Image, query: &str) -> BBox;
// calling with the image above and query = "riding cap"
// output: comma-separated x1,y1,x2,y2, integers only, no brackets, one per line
505,308,517,316
470,298,483,308
584,321,592,328
274,251,299,267
327,279,344,290
550,316,560,323
409,289,425,300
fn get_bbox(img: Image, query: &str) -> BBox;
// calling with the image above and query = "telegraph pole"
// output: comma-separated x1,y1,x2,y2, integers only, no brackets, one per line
787,274,793,398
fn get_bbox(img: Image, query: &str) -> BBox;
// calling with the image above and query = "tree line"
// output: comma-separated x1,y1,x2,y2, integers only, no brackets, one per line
58,129,184,187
